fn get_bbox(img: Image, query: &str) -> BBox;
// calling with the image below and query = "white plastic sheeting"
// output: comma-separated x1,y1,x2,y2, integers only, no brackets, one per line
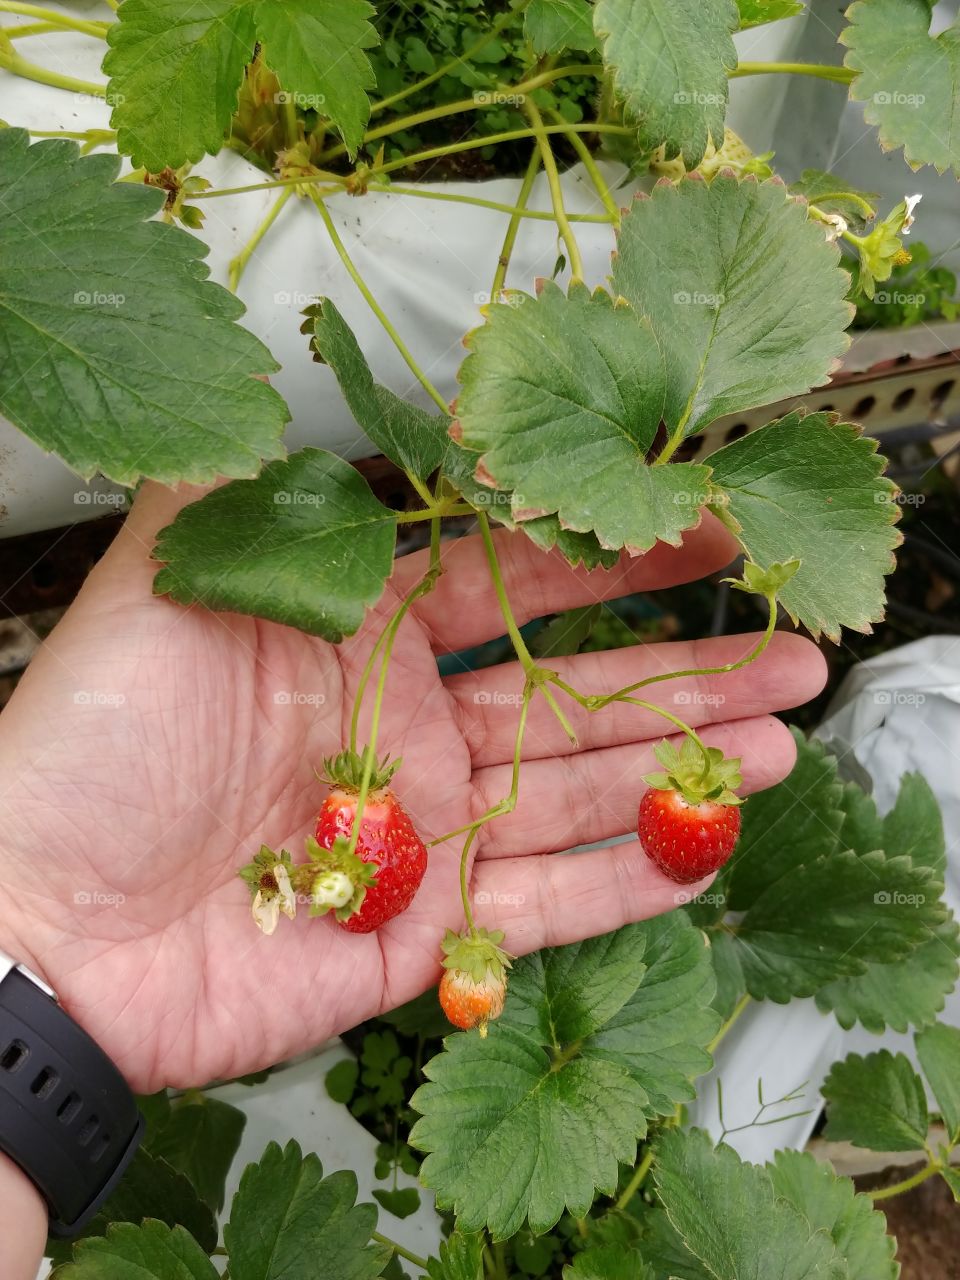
689,636,960,1161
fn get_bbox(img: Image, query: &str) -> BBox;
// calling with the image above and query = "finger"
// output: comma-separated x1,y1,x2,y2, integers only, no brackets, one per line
473,715,796,859
395,516,738,653
449,630,827,766
472,839,716,956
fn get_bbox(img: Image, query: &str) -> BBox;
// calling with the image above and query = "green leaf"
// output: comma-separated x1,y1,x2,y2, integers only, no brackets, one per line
841,0,960,177
768,1150,898,1280
150,1097,246,1212
837,780,883,857
50,1220,217,1280
594,0,739,167
47,1148,219,1264
525,0,597,53
105,0,376,169
223,1140,389,1280
915,1021,960,1142
816,915,960,1033
788,169,878,230
255,0,377,157
705,928,747,1020
563,1245,654,1279
137,1092,173,1145
882,771,946,877
153,448,397,641
822,1050,929,1151
737,0,804,27
532,604,603,658
454,282,711,554
708,411,900,640
426,1233,485,1280
325,1057,360,1104
940,1165,960,1202
411,917,717,1238
372,1187,420,1219
652,1128,845,1279
521,517,621,571
611,175,853,439
309,300,448,481
0,131,286,486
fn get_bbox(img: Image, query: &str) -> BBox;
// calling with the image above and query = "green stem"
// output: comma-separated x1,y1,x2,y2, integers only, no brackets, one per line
869,1162,941,1202
280,94,299,148
0,1,109,36
311,193,449,414
0,39,107,94
707,994,751,1054
654,428,685,466
395,502,474,522
477,512,535,673
370,2,533,118
371,1232,429,1270
6,21,60,37
228,186,293,292
615,1146,655,1211
547,107,620,224
371,180,612,225
731,61,855,85
491,149,542,298
460,825,480,931
524,98,585,281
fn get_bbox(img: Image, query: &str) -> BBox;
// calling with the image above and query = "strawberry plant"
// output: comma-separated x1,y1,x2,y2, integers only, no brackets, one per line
2,0,959,1275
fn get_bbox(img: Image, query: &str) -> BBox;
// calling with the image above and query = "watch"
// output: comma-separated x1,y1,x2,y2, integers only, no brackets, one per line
0,951,144,1236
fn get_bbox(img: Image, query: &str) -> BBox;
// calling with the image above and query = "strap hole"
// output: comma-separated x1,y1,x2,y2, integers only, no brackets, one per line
30,1067,59,1099
90,1134,111,1163
77,1115,100,1147
0,1040,29,1072
57,1092,82,1123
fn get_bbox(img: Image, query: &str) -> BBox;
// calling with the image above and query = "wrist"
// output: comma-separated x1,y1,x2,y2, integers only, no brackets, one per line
0,1150,47,1279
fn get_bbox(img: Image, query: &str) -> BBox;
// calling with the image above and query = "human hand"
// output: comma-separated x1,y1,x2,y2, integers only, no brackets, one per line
0,485,825,1093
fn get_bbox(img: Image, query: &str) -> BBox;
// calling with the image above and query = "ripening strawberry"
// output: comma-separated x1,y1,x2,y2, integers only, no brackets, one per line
438,928,511,1036
637,738,744,884
308,749,428,933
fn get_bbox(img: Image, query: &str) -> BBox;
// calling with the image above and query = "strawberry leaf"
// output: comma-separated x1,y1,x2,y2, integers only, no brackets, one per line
525,0,597,53
767,1150,898,1280
841,0,960,177
148,1096,246,1213
822,1050,929,1151
426,1233,486,1280
0,131,286,487
410,916,717,1238
49,1221,218,1279
223,1140,389,1280
153,449,397,641
736,0,805,28
105,0,376,170
611,176,852,439
453,282,711,554
708,411,901,641
652,1128,845,1279
594,0,739,167
309,300,448,481
915,1021,960,1144
563,1246,654,1279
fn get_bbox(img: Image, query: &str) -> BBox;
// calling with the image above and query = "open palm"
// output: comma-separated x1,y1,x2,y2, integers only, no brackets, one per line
0,484,826,1093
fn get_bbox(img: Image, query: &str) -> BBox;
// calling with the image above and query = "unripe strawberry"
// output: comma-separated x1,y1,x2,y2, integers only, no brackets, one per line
438,928,512,1036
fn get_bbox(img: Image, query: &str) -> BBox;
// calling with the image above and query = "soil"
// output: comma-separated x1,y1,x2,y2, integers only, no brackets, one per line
855,1164,960,1278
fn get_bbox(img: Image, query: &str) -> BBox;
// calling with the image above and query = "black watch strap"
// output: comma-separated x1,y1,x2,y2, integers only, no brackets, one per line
0,956,143,1236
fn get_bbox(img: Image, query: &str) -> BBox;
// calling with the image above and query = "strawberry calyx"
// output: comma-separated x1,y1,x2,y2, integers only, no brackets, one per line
319,746,401,793
440,926,512,984
643,738,743,808
300,834,378,922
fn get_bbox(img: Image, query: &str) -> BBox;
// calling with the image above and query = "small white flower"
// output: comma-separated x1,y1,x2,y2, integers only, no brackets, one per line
823,212,848,243
902,193,922,234
274,862,297,920
251,861,297,934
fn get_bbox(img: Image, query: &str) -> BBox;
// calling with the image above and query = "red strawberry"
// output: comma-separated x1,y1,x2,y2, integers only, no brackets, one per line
438,928,512,1036
637,739,743,884
307,749,428,933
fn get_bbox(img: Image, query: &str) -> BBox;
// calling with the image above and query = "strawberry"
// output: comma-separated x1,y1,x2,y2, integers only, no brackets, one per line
636,739,743,884
438,928,512,1036
306,749,428,933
